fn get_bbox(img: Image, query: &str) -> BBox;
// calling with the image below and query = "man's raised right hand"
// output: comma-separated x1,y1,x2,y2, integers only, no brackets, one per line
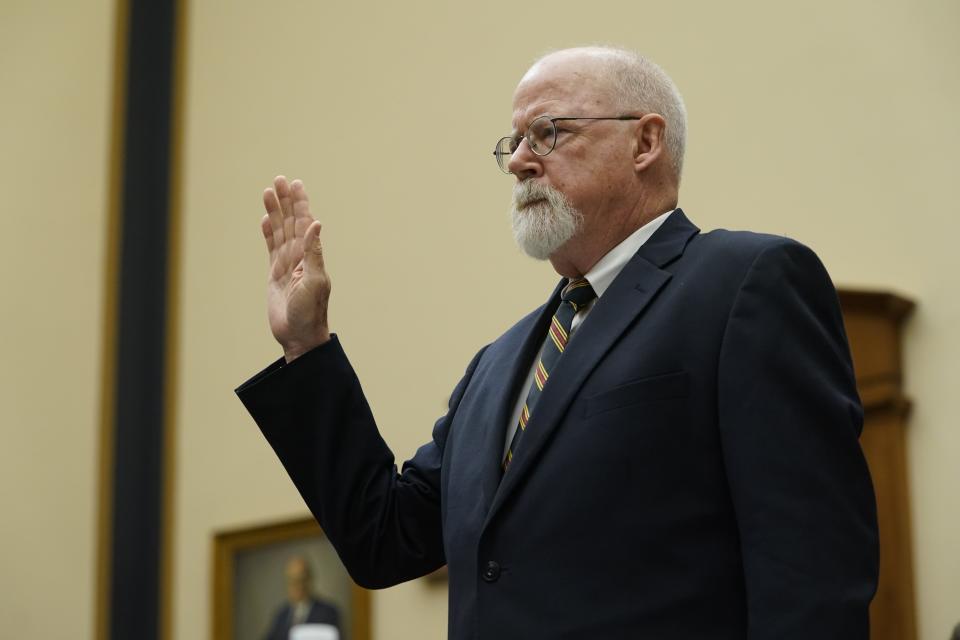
260,175,331,362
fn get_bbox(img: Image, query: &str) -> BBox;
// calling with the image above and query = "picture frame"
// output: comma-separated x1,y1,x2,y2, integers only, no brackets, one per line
212,516,370,640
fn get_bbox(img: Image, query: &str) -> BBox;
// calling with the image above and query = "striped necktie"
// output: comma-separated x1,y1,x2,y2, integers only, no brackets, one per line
503,278,597,471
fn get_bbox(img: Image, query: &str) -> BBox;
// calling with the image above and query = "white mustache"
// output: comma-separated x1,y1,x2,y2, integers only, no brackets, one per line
512,183,554,208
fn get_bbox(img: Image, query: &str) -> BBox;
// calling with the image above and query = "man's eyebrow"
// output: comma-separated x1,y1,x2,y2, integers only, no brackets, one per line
509,111,545,137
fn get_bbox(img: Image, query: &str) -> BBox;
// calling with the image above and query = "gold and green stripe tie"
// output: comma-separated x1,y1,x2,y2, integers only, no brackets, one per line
503,278,597,472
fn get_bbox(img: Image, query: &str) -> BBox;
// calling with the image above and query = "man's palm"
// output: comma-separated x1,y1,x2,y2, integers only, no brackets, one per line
261,176,331,361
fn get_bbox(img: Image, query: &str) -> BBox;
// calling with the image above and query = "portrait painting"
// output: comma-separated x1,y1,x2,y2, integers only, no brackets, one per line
213,516,370,640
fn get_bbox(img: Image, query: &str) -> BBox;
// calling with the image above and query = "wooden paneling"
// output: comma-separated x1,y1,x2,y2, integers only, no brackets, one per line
839,289,916,640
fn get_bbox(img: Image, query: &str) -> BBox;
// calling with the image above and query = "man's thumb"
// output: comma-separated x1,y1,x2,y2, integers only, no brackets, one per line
304,221,325,273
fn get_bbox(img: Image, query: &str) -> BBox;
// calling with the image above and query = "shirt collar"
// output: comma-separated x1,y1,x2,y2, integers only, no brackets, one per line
577,209,675,298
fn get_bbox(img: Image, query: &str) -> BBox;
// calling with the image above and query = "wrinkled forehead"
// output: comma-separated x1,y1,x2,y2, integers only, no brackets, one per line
510,55,615,131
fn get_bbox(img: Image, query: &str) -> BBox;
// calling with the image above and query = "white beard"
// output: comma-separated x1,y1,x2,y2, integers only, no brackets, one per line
510,182,583,260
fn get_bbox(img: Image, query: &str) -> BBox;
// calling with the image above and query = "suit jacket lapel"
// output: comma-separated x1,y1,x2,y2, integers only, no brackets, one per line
476,279,566,510
483,209,700,529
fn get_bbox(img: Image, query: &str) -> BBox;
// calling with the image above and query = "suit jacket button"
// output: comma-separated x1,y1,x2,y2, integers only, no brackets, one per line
481,560,501,583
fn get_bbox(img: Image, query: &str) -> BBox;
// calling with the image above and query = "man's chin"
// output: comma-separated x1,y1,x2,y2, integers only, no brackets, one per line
510,202,581,261
520,246,553,261
515,234,573,261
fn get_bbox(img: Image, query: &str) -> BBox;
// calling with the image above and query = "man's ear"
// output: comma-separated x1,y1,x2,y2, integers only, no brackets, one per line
633,113,667,173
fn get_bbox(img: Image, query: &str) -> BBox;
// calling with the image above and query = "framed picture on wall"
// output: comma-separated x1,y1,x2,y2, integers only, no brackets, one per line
212,516,370,640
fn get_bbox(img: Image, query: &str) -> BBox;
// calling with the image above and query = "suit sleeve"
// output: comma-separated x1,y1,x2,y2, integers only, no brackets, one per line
717,240,879,638
236,335,486,589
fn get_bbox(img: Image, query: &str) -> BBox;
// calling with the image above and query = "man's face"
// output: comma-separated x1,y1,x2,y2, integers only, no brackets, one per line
507,55,636,261
285,558,311,603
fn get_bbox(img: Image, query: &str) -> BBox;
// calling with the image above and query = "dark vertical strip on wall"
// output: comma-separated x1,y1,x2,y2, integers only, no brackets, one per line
108,0,178,638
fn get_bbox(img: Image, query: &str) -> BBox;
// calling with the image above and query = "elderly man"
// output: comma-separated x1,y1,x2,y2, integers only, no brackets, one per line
263,556,340,640
237,47,878,639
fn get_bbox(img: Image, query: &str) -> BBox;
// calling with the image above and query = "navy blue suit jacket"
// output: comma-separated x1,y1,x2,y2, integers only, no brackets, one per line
238,209,878,639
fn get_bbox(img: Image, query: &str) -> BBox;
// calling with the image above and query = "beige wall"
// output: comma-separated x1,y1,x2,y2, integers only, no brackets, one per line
0,1,115,637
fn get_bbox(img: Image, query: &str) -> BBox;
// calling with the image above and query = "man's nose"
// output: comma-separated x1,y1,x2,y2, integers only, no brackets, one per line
506,138,543,180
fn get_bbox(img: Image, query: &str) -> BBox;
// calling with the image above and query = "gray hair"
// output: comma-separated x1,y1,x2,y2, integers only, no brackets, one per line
534,46,688,180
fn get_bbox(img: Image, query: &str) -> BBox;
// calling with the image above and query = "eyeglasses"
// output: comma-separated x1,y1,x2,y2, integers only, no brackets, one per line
493,114,642,174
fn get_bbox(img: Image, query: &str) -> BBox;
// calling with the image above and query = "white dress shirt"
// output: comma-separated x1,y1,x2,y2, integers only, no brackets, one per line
502,209,675,459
